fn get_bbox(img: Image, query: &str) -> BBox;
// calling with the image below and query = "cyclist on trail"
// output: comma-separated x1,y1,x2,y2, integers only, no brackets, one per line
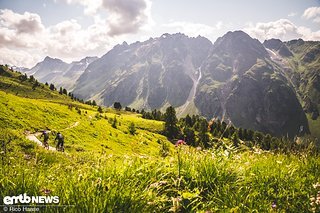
40,130,49,150
55,132,64,152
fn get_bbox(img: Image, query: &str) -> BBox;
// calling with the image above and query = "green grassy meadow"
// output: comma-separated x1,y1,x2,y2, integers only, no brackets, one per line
1,66,320,212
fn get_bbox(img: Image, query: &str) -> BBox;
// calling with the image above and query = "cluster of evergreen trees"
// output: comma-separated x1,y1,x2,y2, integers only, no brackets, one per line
19,74,41,90
160,106,300,151
141,109,163,121
124,106,139,113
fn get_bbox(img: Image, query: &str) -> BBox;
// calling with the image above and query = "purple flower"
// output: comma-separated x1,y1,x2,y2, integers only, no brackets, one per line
175,140,186,147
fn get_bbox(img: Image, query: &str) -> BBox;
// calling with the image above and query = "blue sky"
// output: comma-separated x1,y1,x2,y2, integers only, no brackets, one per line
0,0,319,67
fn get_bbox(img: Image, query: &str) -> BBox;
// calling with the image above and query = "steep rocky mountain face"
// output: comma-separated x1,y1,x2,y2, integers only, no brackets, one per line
73,33,212,110
195,31,309,137
262,38,320,121
24,56,98,90
285,39,320,120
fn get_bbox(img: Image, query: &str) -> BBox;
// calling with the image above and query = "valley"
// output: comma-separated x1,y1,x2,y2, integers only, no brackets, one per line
1,30,319,212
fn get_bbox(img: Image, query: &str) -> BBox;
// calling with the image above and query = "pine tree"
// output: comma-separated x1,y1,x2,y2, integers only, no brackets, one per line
183,127,196,146
185,114,193,127
262,134,272,150
246,129,254,141
29,75,35,82
253,131,264,144
112,116,117,128
198,119,210,148
63,88,67,95
21,73,28,81
92,100,97,106
98,106,103,113
163,106,180,139
223,127,230,138
238,128,244,140
114,102,122,110
128,122,136,135
59,87,63,95
231,131,240,147
49,84,55,91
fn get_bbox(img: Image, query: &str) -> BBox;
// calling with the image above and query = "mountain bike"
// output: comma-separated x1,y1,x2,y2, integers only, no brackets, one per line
43,140,49,150
56,143,64,152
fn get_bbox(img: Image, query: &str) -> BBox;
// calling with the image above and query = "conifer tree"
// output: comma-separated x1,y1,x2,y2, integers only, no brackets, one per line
163,106,180,139
198,119,210,148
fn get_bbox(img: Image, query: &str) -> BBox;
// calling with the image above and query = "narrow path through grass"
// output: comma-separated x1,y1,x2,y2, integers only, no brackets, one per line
25,121,80,151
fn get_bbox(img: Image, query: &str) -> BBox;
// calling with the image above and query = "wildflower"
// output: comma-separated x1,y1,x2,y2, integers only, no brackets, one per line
96,177,102,185
196,146,202,151
175,140,186,147
271,201,277,209
170,197,182,212
78,174,83,181
41,188,51,195
313,183,320,189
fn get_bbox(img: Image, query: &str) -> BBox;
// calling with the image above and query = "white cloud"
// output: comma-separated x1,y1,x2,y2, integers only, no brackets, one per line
288,12,297,17
0,47,42,68
302,6,320,23
243,19,320,41
314,17,320,23
216,21,223,30
103,0,152,36
163,21,216,38
0,9,44,34
59,0,152,36
0,9,125,68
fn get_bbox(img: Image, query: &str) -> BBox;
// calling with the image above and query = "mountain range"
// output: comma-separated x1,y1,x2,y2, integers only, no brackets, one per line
23,56,98,90
21,31,320,138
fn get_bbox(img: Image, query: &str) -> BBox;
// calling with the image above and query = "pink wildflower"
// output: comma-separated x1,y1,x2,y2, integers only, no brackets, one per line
175,140,186,147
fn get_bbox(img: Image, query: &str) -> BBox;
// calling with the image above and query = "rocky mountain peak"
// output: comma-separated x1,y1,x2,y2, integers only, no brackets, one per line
213,30,268,58
263,39,293,57
43,56,65,64
263,38,283,50
78,56,98,64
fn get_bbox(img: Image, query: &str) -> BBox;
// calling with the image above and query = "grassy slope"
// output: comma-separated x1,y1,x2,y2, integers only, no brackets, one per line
0,66,171,157
0,90,170,156
1,66,320,212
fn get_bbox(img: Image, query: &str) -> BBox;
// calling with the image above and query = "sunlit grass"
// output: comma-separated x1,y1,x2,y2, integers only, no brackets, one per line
1,140,319,212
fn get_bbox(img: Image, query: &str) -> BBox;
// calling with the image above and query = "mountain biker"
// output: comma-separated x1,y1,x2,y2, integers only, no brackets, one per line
40,130,49,150
55,132,64,152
